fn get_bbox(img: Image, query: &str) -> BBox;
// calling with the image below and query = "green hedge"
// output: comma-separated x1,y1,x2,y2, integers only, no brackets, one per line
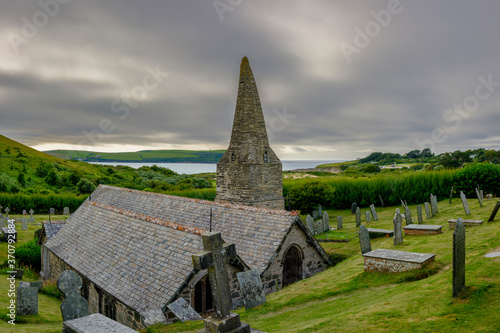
0,193,88,214
453,163,500,197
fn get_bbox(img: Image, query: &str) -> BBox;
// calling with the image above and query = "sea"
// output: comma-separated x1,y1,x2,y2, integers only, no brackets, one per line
87,160,344,174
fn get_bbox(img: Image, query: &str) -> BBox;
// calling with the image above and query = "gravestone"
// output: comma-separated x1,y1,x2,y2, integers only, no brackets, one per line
449,186,454,204
63,207,70,215
57,270,90,321
29,209,35,223
355,207,361,227
404,206,413,225
453,218,465,298
365,211,371,223
432,194,439,214
236,270,266,310
417,205,423,224
21,218,28,231
322,212,330,233
488,201,500,222
22,209,26,215
17,284,38,315
336,216,343,230
50,208,55,215
5,207,10,218
312,210,318,219
314,219,323,234
369,204,378,221
317,204,322,217
460,191,471,216
379,195,385,208
358,225,371,254
306,215,315,235
393,208,403,245
480,190,484,201
351,202,357,214
167,298,203,322
424,202,431,219
192,232,250,333
475,188,483,207
400,199,407,209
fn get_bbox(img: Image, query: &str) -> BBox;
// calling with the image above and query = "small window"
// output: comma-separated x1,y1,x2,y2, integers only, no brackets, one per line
263,151,269,163
231,153,236,163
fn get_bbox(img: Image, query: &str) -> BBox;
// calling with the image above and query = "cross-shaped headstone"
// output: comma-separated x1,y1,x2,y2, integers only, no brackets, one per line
5,207,10,218
29,209,34,217
192,232,236,319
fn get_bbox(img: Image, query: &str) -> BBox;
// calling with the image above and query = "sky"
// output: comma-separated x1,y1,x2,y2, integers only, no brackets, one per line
1,0,500,161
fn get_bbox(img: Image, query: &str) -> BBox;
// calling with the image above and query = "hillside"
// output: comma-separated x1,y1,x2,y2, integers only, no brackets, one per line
44,149,226,163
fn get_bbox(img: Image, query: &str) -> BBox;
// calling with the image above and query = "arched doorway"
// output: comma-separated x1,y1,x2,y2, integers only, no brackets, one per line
282,245,303,287
192,275,214,316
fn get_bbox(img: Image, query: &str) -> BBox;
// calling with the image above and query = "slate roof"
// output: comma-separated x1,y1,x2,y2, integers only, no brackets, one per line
43,220,67,240
44,185,323,313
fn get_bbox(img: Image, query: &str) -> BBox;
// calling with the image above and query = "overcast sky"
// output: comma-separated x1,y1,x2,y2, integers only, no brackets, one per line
1,0,500,160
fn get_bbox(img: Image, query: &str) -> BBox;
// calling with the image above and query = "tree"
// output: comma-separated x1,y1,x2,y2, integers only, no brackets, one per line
406,150,421,159
289,181,335,213
45,169,61,186
17,173,26,187
421,148,434,158
77,178,96,194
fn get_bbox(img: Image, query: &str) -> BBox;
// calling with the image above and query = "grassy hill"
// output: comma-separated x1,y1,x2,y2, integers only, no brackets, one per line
44,149,226,163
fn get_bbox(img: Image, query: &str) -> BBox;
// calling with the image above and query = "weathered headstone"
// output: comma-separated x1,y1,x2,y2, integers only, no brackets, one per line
50,208,55,215
365,211,371,223
167,298,203,322
432,194,439,214
355,207,361,227
417,205,423,224
17,285,38,315
424,202,431,219
453,218,466,298
351,202,357,214
28,209,35,223
22,209,26,215
314,219,323,234
488,201,500,222
21,218,28,231
63,207,70,215
480,189,484,201
449,186,454,204
475,188,483,207
359,225,372,254
5,207,10,218
460,191,471,216
336,216,343,230
400,199,407,209
312,210,318,220
322,212,330,233
306,215,315,235
393,208,403,245
57,270,90,321
369,204,378,221
236,270,266,310
379,195,385,208
404,206,413,225
317,204,322,217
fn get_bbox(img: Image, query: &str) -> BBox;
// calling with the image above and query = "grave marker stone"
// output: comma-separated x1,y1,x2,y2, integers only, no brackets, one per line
21,218,28,231
430,194,438,215
453,218,465,298
50,208,55,215
351,202,357,214
425,202,431,219
379,195,385,208
314,219,323,234
236,270,266,310
475,188,483,207
17,285,38,315
369,204,378,221
365,211,371,223
488,201,500,222
317,204,322,217
336,216,343,230
322,212,329,233
57,270,90,321
63,207,70,215
167,298,202,322
449,186,454,204
393,208,403,245
460,191,471,216
355,207,361,227
359,225,371,254
5,207,10,218
480,190,484,201
29,209,35,223
22,209,26,215
306,215,315,235
312,210,318,219
417,205,423,224
404,206,413,225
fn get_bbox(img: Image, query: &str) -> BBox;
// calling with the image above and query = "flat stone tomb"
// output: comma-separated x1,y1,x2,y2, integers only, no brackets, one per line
363,249,436,273
448,219,483,229
367,228,394,237
403,224,443,235
63,313,137,333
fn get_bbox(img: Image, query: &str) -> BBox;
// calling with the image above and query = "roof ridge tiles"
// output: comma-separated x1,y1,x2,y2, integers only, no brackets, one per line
89,201,208,236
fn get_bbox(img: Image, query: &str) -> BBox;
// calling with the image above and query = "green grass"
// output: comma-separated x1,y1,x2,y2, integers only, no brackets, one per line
156,197,500,332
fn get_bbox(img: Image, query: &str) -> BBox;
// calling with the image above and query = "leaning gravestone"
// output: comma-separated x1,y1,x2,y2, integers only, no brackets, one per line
57,270,90,321
336,216,343,230
404,206,413,225
355,207,361,227
322,212,329,233
475,188,483,207
317,204,322,217
50,208,55,215
417,205,423,224
393,209,403,245
453,218,466,298
17,284,38,315
424,202,431,219
167,298,202,322
369,204,378,221
488,202,500,222
306,215,315,235
236,270,266,310
21,218,28,231
365,211,371,223
449,185,454,204
460,191,471,216
63,207,70,215
359,225,372,254
351,202,357,214
5,207,10,218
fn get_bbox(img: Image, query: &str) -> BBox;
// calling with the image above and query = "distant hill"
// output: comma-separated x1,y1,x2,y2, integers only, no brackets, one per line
44,149,226,163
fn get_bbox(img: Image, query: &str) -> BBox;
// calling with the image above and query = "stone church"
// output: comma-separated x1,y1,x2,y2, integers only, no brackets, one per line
42,57,330,330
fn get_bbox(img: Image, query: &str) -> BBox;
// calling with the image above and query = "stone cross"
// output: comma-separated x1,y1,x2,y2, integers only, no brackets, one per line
453,218,465,298
317,204,322,217
17,284,38,315
29,209,35,223
359,225,371,254
336,216,343,230
460,191,471,216
351,202,357,214
417,205,423,224
57,270,90,321
488,201,500,222
5,207,10,218
21,218,28,231
305,215,315,235
475,188,483,207
322,212,330,233
365,211,371,223
192,232,236,319
393,208,403,245
64,207,70,215
424,202,431,219
355,207,361,227
369,204,378,221
50,208,55,215
404,206,412,225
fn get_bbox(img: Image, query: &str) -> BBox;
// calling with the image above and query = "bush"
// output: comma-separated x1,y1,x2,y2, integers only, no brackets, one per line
361,165,381,173
40,279,63,299
15,239,41,271
289,181,335,213
453,163,500,197
77,178,96,194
